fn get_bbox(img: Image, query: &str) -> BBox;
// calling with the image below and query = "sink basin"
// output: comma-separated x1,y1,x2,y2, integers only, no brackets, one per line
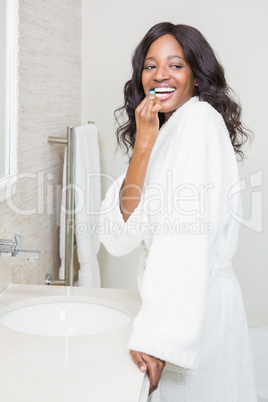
0,301,131,336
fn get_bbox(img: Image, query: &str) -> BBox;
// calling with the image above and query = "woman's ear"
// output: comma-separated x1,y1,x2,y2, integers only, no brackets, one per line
194,78,199,87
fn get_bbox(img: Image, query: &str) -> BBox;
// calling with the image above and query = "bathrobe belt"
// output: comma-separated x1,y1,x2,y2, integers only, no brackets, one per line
209,261,233,284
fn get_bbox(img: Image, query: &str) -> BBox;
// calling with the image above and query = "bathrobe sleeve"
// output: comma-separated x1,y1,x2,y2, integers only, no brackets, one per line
99,170,147,256
127,102,236,369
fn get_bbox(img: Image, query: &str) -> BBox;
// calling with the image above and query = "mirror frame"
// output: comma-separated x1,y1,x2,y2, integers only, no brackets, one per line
0,0,19,202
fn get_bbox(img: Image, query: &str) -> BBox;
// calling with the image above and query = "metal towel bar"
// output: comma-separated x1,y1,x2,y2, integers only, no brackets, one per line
48,126,75,286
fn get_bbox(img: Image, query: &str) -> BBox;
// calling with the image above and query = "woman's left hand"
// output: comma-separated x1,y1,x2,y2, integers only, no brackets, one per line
130,350,166,395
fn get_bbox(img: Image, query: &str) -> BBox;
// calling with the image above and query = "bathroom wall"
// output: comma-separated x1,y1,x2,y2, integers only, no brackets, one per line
0,0,81,293
82,0,268,326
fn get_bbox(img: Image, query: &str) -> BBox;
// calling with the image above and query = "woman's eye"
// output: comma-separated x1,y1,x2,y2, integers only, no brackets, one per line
171,65,183,69
143,64,183,70
144,65,156,70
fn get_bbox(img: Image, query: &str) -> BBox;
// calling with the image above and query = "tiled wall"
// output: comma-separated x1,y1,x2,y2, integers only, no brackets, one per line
0,0,81,292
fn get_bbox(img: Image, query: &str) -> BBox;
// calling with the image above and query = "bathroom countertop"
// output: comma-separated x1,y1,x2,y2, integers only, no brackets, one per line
0,284,149,402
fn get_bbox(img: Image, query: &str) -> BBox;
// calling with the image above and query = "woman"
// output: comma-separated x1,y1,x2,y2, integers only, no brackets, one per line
100,23,257,401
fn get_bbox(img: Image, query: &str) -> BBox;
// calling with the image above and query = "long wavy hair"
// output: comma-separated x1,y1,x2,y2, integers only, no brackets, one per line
115,22,253,160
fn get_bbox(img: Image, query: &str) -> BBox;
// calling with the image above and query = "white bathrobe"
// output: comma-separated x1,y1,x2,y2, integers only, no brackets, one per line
100,96,257,401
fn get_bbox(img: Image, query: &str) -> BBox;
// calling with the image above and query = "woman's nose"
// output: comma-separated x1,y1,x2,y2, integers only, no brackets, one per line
153,65,170,81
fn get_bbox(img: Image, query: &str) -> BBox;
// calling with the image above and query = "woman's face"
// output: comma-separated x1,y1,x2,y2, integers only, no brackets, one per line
142,34,197,121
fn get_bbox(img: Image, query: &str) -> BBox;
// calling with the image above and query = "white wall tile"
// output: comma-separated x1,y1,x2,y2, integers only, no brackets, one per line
0,0,81,289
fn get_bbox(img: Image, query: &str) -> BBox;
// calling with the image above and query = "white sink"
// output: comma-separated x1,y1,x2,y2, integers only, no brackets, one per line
0,301,131,336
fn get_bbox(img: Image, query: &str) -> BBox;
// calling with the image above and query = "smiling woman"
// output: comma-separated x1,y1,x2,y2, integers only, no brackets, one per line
101,22,257,401
142,35,197,120
115,23,252,159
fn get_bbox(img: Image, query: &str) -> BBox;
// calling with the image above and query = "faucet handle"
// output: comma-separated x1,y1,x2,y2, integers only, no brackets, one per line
14,234,23,251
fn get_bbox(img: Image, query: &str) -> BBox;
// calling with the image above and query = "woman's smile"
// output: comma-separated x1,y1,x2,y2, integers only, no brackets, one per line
150,84,176,100
142,34,197,120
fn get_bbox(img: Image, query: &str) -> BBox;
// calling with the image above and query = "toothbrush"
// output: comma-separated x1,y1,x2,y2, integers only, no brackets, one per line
148,89,155,95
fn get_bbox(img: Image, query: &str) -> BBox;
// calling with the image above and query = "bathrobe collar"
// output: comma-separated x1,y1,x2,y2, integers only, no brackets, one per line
148,96,199,169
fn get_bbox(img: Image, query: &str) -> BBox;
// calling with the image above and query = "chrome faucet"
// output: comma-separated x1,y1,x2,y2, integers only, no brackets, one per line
0,234,41,261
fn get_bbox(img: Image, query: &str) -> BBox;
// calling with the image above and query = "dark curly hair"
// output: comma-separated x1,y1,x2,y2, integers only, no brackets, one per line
115,22,253,160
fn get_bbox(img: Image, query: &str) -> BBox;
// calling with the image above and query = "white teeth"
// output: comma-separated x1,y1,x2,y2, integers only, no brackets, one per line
154,87,175,93
155,93,171,98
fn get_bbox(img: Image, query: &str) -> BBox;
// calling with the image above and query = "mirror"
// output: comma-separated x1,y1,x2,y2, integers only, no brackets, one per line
0,0,18,200
0,0,7,177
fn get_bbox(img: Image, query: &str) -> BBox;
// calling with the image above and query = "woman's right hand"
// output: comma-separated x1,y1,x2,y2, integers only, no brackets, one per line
119,94,161,222
134,94,162,151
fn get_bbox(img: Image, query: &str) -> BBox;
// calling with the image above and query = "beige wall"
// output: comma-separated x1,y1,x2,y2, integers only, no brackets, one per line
82,0,268,326
0,0,81,292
